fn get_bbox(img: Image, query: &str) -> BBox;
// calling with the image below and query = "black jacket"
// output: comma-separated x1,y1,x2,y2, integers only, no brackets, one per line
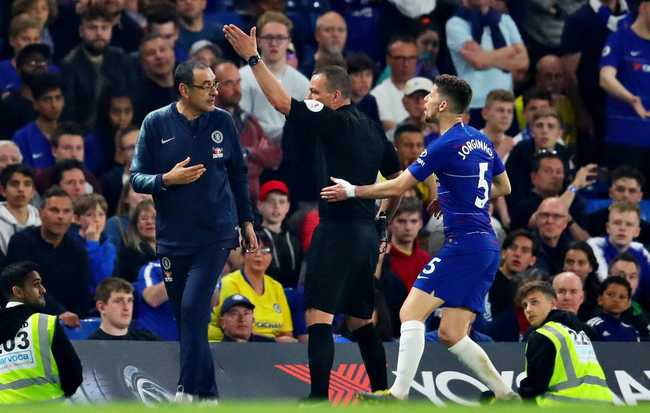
519,310,598,400
5,226,93,317
0,305,82,397
60,45,134,126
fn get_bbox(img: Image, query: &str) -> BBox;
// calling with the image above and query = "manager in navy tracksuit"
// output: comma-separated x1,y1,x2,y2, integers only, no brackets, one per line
130,60,258,402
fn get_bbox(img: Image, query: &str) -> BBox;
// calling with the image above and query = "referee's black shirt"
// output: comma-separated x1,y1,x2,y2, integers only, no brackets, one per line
287,98,401,220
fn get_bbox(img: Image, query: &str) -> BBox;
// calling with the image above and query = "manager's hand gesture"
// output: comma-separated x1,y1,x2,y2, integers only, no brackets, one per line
162,157,206,186
223,25,258,60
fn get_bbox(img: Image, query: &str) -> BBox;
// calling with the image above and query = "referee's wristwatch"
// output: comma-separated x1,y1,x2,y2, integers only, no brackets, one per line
247,55,260,67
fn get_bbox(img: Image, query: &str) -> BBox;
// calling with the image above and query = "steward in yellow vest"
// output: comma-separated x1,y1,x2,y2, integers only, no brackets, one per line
517,280,614,405
0,262,82,404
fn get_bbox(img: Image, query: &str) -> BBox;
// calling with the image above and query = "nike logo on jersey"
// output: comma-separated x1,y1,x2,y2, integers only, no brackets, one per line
416,275,429,280
162,137,175,144
631,51,641,56
33,153,44,159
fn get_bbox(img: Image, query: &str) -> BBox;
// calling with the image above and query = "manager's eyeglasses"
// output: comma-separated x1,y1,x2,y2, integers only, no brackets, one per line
189,82,219,92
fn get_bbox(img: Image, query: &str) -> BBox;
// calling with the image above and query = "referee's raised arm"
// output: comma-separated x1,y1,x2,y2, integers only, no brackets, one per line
223,25,292,116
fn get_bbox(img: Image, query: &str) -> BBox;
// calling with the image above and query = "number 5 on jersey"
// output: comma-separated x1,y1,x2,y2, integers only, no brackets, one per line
475,162,489,208
422,257,442,275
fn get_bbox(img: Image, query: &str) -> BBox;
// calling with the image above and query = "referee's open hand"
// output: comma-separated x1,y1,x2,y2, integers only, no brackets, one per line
321,177,352,202
162,157,206,186
223,24,258,61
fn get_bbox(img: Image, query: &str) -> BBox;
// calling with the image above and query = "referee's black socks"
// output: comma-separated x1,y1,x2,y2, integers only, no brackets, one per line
307,323,334,399
352,323,388,391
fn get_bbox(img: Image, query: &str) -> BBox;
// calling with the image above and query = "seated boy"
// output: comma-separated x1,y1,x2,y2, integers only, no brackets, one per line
72,194,115,292
587,277,641,342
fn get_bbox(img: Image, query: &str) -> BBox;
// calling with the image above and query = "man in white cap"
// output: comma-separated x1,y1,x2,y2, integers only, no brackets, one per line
397,76,437,141
188,40,222,68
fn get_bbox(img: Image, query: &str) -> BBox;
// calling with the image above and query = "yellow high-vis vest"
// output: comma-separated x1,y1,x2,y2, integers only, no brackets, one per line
528,321,614,406
0,313,65,404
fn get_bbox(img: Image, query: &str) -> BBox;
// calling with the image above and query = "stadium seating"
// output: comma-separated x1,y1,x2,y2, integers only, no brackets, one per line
585,199,650,222
61,318,102,340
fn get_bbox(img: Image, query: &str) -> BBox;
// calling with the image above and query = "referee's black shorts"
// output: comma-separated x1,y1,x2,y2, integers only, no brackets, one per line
303,219,380,320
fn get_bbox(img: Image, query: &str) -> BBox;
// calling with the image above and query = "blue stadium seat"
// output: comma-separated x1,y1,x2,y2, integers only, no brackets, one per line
641,200,650,222
204,11,243,28
585,199,650,222
283,287,307,336
61,318,101,340
585,199,612,213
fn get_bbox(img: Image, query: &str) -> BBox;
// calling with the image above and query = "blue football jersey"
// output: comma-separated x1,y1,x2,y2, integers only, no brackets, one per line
408,122,504,250
600,27,650,147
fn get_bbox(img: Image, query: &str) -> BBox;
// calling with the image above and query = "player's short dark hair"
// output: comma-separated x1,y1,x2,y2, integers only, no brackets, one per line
502,229,537,256
392,197,423,221
0,164,36,187
51,121,84,148
345,52,375,75
565,241,599,275
516,280,556,305
81,5,114,23
41,187,70,209
531,152,564,173
31,72,63,101
95,277,134,303
522,86,552,108
314,52,347,71
434,74,472,115
312,65,352,100
394,124,423,146
0,261,40,302
386,35,416,55
608,252,640,274
600,276,632,298
145,0,178,28
610,165,645,188
174,59,209,95
53,159,84,186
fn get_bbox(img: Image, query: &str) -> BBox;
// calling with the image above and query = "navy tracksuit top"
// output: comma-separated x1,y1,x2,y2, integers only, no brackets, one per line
130,103,253,255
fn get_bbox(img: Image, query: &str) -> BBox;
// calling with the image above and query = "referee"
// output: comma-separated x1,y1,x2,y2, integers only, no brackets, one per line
224,25,403,402
130,60,257,403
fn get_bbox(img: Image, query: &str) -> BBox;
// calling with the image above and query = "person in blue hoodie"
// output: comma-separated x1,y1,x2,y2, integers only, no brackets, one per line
130,59,257,403
71,193,115,294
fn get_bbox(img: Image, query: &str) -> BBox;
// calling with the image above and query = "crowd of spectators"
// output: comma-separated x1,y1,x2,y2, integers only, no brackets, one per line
0,0,649,344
